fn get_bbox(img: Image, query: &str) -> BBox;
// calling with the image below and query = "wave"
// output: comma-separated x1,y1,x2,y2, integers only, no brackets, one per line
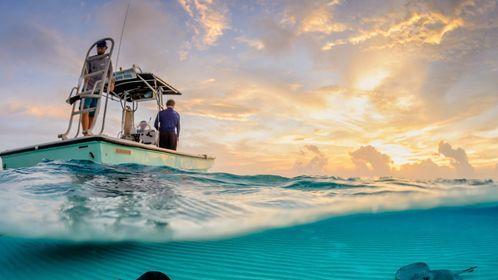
0,160,497,242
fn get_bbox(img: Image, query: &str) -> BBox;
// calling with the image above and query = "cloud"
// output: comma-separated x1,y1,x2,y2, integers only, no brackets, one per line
350,145,392,176
344,143,487,179
292,145,328,175
438,141,474,177
200,78,216,84
182,98,256,121
178,0,230,48
236,36,265,50
0,22,81,73
298,7,347,35
0,100,69,120
257,17,297,54
397,159,454,179
320,0,497,53
241,1,346,54
322,11,463,50
1,0,498,180
96,0,188,67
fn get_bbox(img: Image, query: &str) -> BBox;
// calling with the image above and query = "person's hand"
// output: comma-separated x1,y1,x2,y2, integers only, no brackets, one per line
109,79,115,92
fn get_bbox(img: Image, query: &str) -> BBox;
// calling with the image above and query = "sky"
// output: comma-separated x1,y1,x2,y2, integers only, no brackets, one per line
0,0,498,179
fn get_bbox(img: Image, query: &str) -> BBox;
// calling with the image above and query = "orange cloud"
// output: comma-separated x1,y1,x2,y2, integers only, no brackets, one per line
2,0,498,180
339,142,491,179
178,0,230,48
299,8,347,35
0,101,68,120
323,12,464,50
182,98,255,121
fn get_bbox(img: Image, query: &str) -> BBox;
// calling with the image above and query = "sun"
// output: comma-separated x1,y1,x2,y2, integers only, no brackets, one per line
355,69,390,91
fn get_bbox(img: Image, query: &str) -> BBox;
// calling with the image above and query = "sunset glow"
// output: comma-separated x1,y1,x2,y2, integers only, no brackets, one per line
1,0,497,179
355,69,390,91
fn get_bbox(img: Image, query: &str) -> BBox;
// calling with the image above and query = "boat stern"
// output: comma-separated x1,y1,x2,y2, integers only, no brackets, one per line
0,140,103,169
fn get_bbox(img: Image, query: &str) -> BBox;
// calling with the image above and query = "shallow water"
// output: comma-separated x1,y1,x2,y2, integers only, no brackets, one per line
0,161,497,279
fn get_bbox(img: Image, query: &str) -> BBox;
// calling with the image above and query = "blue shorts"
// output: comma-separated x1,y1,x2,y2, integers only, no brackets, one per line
83,98,99,117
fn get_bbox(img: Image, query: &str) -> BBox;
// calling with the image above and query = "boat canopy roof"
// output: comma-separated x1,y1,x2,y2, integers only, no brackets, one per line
112,65,181,102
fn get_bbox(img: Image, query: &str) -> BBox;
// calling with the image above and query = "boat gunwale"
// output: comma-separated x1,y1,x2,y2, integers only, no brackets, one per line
0,135,215,160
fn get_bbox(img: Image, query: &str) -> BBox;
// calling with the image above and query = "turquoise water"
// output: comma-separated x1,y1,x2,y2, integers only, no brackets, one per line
1,161,497,279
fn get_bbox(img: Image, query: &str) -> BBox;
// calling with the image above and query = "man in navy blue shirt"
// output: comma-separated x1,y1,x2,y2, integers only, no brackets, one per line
154,99,180,150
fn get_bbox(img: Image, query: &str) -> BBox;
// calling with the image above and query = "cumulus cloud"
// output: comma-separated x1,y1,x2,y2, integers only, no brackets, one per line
350,145,392,176
292,145,328,175
344,143,487,179
397,159,454,179
438,141,474,177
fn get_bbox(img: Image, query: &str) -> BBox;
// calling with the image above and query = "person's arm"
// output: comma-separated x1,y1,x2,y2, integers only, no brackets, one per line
176,113,180,139
84,61,90,87
108,61,115,92
154,113,159,130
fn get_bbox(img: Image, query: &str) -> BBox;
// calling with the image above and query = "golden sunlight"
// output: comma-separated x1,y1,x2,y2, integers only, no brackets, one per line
371,142,413,166
355,69,389,91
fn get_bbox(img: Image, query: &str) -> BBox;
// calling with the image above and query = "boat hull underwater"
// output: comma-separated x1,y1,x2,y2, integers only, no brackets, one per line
0,135,214,171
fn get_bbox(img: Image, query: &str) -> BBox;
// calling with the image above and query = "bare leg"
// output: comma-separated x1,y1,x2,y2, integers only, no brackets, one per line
88,115,95,132
82,112,90,135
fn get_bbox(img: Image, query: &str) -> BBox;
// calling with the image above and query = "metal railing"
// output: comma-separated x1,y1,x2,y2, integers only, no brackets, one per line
58,38,115,140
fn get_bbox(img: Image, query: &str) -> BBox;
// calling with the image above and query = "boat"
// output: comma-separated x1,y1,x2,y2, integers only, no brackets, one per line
0,38,214,171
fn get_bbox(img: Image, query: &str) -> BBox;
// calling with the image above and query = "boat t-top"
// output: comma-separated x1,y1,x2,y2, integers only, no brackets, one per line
0,38,214,171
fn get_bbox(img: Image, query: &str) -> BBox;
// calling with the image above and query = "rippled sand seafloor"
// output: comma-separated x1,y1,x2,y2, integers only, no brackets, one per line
1,205,498,280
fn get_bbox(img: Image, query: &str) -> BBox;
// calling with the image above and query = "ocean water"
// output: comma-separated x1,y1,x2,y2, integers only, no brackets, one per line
0,161,497,279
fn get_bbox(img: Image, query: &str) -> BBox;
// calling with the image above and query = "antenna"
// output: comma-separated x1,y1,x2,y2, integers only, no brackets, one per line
115,1,131,69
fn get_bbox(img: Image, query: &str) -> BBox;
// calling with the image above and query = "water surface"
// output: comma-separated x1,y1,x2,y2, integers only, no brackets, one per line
0,161,496,279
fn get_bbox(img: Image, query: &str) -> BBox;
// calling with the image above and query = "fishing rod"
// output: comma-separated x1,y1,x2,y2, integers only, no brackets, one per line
115,1,131,70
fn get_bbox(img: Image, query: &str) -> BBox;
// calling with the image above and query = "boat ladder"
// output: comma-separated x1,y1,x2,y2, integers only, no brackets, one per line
58,38,115,140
